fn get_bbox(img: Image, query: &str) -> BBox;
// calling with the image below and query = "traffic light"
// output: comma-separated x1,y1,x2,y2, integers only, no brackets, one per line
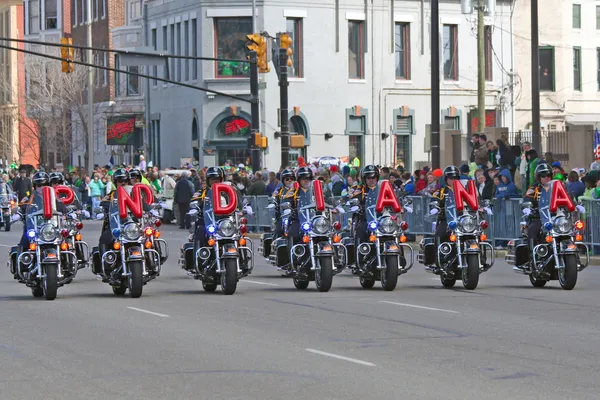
246,33,270,73
60,37,74,73
260,136,268,149
279,33,294,67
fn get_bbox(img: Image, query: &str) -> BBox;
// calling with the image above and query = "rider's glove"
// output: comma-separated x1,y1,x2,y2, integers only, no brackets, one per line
576,205,586,214
159,202,168,209
266,203,276,210
243,205,254,216
10,214,20,222
404,206,413,214
336,206,345,214
68,212,77,219
429,208,439,215
149,209,159,217
483,206,493,216
96,213,104,220
188,209,199,216
522,208,532,216
349,206,359,213
82,210,90,219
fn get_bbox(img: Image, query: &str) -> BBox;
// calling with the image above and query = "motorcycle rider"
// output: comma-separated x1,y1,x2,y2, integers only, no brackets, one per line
351,165,380,247
97,168,131,261
190,166,226,252
285,166,318,249
523,163,553,251
272,168,296,239
49,172,87,214
14,171,67,278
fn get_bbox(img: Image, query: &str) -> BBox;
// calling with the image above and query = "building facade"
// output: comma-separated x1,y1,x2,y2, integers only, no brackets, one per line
144,0,514,170
514,0,600,131
0,0,39,167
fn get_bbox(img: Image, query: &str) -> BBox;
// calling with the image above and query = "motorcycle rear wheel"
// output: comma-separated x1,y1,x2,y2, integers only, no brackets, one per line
359,276,375,289
529,274,547,288
293,276,309,289
202,282,218,292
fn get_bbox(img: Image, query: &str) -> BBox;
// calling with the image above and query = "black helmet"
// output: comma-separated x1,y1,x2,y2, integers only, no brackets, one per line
296,166,313,181
32,171,50,187
129,168,142,181
49,172,64,185
535,163,552,180
112,168,129,184
443,166,460,180
206,166,224,181
281,168,295,181
361,165,380,181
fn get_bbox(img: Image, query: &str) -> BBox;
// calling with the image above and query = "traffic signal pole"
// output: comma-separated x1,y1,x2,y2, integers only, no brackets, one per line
249,50,261,173
431,0,440,169
278,47,290,169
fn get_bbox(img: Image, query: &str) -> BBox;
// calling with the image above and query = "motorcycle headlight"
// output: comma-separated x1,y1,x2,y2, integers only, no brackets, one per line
554,217,572,234
40,224,58,242
378,216,397,234
312,217,330,235
217,218,236,237
459,215,477,233
123,222,142,240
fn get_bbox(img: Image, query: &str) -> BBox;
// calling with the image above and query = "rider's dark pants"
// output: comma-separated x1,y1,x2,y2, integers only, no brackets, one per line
193,222,207,257
527,218,542,249
287,221,302,250
354,220,369,248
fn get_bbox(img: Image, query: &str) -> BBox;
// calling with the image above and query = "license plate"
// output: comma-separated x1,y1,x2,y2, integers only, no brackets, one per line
322,246,332,251
131,251,141,256
227,248,237,253
46,253,57,258
389,245,398,250
568,244,576,250
469,244,478,249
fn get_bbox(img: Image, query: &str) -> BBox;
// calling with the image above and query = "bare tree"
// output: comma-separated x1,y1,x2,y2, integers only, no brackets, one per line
0,44,104,169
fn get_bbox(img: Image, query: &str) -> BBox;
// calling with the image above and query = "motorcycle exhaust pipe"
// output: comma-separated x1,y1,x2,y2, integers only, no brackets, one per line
198,248,211,261
439,243,452,256
293,245,306,258
358,243,371,256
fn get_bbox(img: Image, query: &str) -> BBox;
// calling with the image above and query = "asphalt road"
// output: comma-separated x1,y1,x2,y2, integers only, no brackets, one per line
1,221,600,399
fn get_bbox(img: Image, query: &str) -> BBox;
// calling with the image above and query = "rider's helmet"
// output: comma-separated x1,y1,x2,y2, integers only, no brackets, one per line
296,166,313,181
360,165,380,181
129,168,142,181
280,168,295,181
205,167,224,187
443,165,460,181
49,172,64,185
112,168,129,184
535,163,552,180
32,171,50,188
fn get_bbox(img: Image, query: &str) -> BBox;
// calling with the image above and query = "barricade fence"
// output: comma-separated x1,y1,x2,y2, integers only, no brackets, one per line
241,196,600,255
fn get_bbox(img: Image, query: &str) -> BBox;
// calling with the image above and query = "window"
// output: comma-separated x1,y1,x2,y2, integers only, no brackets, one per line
348,20,364,79
0,11,10,104
81,0,86,24
92,0,97,20
101,0,105,19
184,21,189,81
103,53,107,86
394,22,410,79
94,52,100,87
286,18,303,78
597,6,600,29
443,24,458,81
29,0,40,34
151,28,157,86
73,0,78,25
45,0,58,29
214,17,252,78
444,116,460,130
162,25,168,83
114,55,120,96
597,48,600,91
573,47,581,91
484,25,492,81
129,0,141,21
126,66,139,96
169,24,174,80
396,116,412,134
191,19,197,79
176,23,181,82
539,46,555,91
573,4,581,29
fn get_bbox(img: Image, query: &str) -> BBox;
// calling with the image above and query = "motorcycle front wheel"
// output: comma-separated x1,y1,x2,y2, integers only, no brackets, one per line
381,255,399,291
128,261,143,298
220,258,238,295
42,264,58,300
315,256,333,292
462,254,480,290
558,254,578,290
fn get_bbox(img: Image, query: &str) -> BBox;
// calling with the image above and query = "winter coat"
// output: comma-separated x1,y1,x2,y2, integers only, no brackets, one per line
495,169,520,199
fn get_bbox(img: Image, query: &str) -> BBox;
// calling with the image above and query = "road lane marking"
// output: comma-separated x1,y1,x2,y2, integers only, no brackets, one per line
241,280,280,286
305,348,375,367
379,301,460,314
127,307,169,318
0,244,10,247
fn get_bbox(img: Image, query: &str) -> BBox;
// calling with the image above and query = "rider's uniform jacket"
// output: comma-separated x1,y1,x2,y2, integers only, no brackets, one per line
351,184,376,222
431,184,454,222
274,185,296,220
524,182,550,219
346,182,360,199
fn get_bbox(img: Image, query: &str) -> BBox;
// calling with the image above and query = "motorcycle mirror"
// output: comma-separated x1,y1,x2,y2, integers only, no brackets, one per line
350,198,360,206
280,202,291,210
429,200,440,208
93,207,103,214
521,202,532,210
190,201,199,209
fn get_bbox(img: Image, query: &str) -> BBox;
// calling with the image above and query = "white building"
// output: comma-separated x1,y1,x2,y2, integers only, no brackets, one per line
143,0,514,170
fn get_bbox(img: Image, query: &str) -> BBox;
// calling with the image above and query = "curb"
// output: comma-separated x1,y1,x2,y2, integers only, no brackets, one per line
245,232,600,263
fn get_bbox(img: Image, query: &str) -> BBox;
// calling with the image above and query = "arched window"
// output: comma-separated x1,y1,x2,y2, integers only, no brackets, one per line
216,116,251,138
192,117,199,161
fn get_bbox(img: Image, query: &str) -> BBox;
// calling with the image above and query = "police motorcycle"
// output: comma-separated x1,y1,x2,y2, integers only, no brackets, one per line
8,188,78,300
0,191,16,232
417,178,494,290
266,177,341,292
506,180,588,290
179,182,253,295
91,184,163,298
343,181,414,290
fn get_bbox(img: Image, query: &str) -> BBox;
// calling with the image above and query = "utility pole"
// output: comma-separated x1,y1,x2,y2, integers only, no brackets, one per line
86,0,94,173
249,51,261,173
530,0,541,151
278,46,290,169
477,0,486,134
431,0,440,169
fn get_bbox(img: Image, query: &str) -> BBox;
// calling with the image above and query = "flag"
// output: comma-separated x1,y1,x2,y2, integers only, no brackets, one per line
595,129,600,160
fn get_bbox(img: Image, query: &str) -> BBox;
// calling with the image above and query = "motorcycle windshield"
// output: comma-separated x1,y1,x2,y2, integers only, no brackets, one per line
444,181,476,223
25,190,53,231
364,185,380,224
109,200,124,232
538,181,554,225
296,184,320,224
0,193,13,206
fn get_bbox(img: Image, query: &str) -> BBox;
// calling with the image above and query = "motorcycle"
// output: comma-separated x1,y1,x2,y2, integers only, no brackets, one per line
178,187,254,295
7,193,77,300
417,183,494,290
505,181,589,290
0,193,16,232
342,191,414,291
91,199,165,298
262,183,342,292
63,205,90,274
